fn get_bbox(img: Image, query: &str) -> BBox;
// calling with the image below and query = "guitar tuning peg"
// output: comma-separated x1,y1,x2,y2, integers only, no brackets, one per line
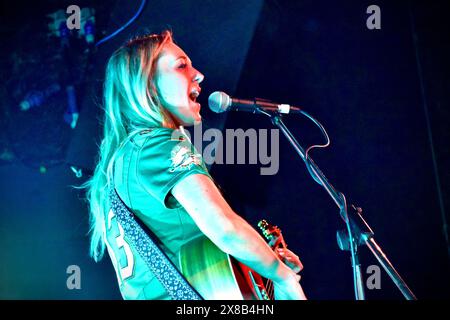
258,219,268,228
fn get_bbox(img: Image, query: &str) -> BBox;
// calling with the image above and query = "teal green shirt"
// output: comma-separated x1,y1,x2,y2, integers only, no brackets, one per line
104,127,212,299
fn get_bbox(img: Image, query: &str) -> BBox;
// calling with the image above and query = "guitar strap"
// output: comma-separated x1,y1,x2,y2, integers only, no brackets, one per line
108,185,203,300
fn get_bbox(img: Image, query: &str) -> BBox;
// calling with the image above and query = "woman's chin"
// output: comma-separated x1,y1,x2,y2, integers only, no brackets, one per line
179,113,201,127
193,114,202,125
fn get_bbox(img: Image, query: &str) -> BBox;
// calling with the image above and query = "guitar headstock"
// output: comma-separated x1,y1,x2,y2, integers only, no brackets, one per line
258,219,286,248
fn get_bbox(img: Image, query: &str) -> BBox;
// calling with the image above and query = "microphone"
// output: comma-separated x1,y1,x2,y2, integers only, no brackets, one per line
208,91,302,114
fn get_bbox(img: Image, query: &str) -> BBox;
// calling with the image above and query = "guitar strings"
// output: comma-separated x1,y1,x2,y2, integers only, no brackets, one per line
266,279,274,299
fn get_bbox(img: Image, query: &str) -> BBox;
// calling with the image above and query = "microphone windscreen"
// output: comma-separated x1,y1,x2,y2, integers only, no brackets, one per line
208,91,230,113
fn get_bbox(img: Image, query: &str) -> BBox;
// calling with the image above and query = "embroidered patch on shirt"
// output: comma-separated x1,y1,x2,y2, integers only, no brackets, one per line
169,144,202,172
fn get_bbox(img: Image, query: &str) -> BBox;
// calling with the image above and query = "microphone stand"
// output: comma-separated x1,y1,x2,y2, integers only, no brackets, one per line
259,110,417,300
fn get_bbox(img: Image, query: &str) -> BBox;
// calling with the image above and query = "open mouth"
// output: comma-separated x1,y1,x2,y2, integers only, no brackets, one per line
189,88,200,103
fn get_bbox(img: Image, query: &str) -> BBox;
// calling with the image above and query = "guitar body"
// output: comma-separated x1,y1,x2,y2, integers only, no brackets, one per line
178,235,270,300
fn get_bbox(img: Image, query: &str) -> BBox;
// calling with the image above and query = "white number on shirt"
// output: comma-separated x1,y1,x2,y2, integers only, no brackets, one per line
104,209,134,285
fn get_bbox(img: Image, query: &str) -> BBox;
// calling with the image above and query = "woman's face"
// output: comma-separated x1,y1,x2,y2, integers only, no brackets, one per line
155,41,204,126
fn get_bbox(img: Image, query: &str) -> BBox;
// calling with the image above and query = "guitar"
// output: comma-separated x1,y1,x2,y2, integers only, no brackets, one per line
178,219,289,300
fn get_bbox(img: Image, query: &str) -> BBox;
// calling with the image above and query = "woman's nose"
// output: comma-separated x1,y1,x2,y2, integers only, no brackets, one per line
193,68,204,84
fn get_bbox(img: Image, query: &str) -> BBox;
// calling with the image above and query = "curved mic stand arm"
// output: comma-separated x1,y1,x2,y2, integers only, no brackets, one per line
260,110,417,300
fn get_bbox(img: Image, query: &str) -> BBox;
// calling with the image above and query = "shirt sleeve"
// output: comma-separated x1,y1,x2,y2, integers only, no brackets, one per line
136,128,212,209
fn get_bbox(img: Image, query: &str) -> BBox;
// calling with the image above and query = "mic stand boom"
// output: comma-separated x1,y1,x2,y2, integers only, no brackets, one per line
262,110,416,300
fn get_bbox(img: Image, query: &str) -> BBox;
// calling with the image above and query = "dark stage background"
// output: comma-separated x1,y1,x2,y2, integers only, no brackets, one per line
0,0,449,299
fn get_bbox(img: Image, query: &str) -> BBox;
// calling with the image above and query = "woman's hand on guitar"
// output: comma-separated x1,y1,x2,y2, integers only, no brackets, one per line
276,248,303,274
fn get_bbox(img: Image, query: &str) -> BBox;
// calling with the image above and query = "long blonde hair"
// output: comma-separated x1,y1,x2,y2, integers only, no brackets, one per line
84,31,175,261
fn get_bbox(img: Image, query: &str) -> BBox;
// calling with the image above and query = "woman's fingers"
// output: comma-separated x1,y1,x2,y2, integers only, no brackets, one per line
276,248,304,273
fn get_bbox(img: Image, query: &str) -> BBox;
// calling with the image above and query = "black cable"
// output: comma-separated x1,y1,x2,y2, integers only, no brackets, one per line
299,110,330,186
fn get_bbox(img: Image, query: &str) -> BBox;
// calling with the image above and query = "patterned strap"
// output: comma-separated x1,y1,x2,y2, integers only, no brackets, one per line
108,187,203,300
